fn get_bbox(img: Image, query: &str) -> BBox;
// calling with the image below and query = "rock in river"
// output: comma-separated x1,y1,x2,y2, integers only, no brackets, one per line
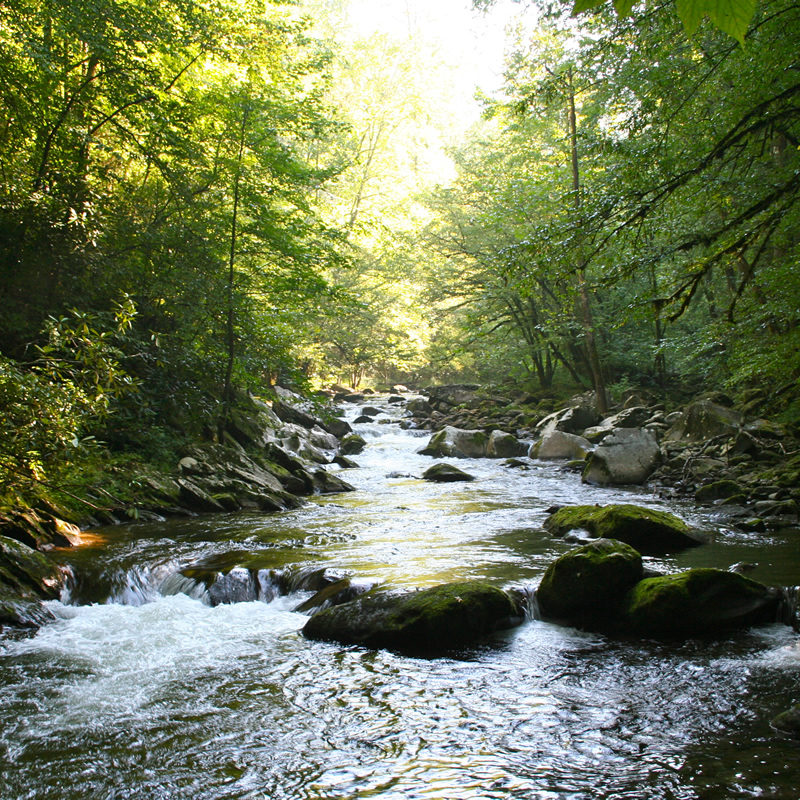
536,538,643,628
582,427,660,485
302,581,523,655
621,568,781,637
543,503,704,555
421,463,475,482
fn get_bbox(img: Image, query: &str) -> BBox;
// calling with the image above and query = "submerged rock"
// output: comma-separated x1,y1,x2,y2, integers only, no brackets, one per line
302,580,523,655
421,463,475,482
621,568,780,637
543,503,704,555
536,538,643,627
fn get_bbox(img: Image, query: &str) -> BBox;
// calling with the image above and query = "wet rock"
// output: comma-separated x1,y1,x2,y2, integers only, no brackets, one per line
332,455,359,468
0,535,67,627
310,468,356,495
406,397,432,416
543,504,704,555
421,463,476,482
583,406,652,442
361,406,382,416
536,538,643,627
0,509,82,550
486,430,528,458
388,395,405,404
621,569,781,637
695,480,745,504
302,581,522,655
272,398,319,430
531,430,593,460
582,428,660,485
771,705,800,738
294,578,376,614
340,433,367,455
353,415,373,424
417,426,488,458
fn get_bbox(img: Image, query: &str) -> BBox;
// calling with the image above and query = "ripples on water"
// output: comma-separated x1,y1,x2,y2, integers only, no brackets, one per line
2,399,799,799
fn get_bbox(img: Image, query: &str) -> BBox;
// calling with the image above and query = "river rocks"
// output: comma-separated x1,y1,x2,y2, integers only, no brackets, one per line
531,430,593,460
485,430,527,458
422,463,476,482
0,509,82,550
294,578,376,613
536,538,643,627
543,504,704,555
621,568,781,637
583,406,652,442
302,580,523,655
771,705,800,738
664,400,743,443
406,397,432,416
582,428,660,485
340,433,367,455
0,535,67,626
425,384,482,410
418,425,488,458
695,480,745,504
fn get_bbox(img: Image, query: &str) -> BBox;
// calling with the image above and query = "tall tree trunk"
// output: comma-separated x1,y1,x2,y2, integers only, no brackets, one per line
567,68,608,413
219,100,249,440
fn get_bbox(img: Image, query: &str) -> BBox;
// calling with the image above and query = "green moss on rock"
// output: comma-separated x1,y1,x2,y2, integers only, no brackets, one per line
536,538,643,625
622,568,780,637
543,503,703,555
695,480,744,504
302,580,522,655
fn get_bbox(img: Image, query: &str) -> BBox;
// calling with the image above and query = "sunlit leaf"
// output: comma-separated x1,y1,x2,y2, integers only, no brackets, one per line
676,0,757,42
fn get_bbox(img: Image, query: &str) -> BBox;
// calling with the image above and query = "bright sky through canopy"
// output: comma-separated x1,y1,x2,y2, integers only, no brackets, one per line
346,0,525,127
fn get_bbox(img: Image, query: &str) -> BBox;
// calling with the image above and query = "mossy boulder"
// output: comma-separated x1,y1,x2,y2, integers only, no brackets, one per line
302,580,523,655
536,538,643,626
0,535,67,626
340,433,367,455
621,568,780,637
421,463,476,482
486,430,528,458
543,503,704,555
695,480,745,504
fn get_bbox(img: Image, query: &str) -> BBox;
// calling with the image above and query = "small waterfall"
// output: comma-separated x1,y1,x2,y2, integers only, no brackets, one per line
779,585,800,630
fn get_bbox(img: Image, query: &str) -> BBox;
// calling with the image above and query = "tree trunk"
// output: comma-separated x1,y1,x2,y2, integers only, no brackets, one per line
219,100,249,440
567,68,608,413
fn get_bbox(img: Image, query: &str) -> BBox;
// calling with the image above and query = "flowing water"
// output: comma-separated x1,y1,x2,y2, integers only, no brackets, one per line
2,397,799,799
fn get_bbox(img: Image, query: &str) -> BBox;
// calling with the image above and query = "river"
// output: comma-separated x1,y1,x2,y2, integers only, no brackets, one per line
1,395,799,799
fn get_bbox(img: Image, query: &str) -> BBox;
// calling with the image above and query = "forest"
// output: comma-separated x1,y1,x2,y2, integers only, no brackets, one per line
1,0,798,517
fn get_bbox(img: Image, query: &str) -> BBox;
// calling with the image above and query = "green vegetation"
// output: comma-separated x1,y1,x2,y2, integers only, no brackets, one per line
1,0,798,519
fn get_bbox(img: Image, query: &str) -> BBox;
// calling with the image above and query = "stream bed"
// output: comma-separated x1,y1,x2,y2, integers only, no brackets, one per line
2,396,799,799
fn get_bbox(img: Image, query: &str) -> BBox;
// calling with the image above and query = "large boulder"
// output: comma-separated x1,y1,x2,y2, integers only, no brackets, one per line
583,406,652,442
543,503,704,555
0,535,67,626
302,581,523,655
555,404,601,434
531,430,592,460
421,463,475,482
406,397,433,416
486,430,528,458
582,428,660,485
664,400,743,443
417,426,488,458
536,538,643,627
621,569,781,637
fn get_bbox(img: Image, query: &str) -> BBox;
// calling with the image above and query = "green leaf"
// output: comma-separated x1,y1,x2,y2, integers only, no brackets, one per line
572,0,605,14
675,0,757,42
613,0,636,15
